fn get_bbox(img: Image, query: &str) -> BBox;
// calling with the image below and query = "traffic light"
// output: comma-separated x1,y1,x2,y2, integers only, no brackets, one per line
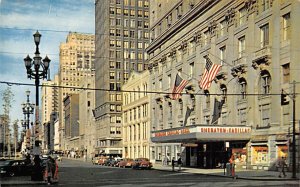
281,90,289,105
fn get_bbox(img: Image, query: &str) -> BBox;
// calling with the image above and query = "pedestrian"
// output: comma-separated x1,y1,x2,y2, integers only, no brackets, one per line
177,156,182,171
171,157,175,171
277,157,287,178
163,156,168,166
45,156,56,185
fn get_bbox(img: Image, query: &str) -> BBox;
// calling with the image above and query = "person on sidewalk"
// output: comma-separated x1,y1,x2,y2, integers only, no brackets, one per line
177,156,182,171
277,156,287,178
171,157,175,171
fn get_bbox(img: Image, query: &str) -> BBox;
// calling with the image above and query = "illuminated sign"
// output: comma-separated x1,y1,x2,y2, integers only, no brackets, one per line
154,128,190,137
199,127,251,134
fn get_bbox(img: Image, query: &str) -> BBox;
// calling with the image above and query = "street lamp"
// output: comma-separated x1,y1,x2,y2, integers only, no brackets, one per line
21,90,34,153
23,31,50,155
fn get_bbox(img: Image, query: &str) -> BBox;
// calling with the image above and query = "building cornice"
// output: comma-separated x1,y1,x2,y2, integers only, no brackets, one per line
146,0,220,54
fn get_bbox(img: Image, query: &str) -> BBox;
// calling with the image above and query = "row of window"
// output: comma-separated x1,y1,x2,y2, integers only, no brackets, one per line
110,40,148,49
111,0,149,7
123,104,148,123
110,19,149,29
110,7,149,17
109,50,147,60
123,84,148,105
124,122,148,141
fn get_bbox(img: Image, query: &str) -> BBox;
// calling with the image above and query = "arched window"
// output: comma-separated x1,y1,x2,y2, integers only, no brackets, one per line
239,78,247,99
260,70,271,94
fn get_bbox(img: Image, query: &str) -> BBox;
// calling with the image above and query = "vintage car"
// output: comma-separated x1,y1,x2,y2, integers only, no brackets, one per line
118,158,134,168
0,159,33,177
132,158,152,169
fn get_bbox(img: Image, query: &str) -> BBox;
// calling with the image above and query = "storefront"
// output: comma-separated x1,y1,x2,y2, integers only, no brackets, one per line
151,125,251,168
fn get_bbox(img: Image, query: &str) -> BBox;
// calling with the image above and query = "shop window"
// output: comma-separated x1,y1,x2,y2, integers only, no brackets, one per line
252,146,268,164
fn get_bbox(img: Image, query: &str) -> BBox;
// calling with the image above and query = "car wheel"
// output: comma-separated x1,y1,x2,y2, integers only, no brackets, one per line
9,172,15,177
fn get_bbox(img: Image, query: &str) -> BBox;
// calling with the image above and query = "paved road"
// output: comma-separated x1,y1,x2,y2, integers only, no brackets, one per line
1,159,299,187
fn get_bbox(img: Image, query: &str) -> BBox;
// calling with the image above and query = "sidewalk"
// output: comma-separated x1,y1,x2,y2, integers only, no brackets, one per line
153,163,300,181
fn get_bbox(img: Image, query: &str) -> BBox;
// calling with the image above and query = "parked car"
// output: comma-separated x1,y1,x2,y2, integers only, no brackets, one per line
0,159,33,177
118,158,134,168
92,157,100,165
132,158,152,169
98,157,107,165
104,158,116,166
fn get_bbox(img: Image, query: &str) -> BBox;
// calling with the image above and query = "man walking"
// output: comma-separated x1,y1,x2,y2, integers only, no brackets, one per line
278,157,287,178
177,156,182,171
171,157,175,171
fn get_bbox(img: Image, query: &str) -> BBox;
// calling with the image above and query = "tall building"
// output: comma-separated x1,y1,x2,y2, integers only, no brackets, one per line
58,32,95,151
94,0,150,155
78,77,96,159
148,0,299,169
122,71,153,160
41,75,59,152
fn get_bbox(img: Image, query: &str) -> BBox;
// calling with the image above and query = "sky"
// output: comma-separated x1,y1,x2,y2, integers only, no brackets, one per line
0,0,95,129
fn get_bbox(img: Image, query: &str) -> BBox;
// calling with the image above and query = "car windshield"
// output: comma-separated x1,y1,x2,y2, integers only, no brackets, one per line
0,160,12,166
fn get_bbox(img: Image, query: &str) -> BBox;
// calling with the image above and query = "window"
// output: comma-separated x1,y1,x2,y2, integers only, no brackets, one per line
116,29,121,36
239,78,247,100
130,0,135,6
238,108,247,125
282,13,291,41
116,8,121,15
239,7,247,25
144,0,149,7
110,7,115,14
179,99,183,116
189,62,194,79
168,74,171,88
130,41,135,48
116,127,121,134
144,22,149,28
110,71,115,79
137,21,143,28
110,18,115,26
123,30,129,37
116,61,121,69
116,40,121,47
124,9,129,16
203,31,209,45
110,29,115,36
130,10,135,17
124,19,129,27
138,10,143,17
110,82,115,90
116,18,121,26
124,0,129,6
109,94,115,101
260,24,269,47
116,94,122,101
220,46,226,65
176,4,182,18
116,82,121,91
110,126,116,134
204,91,210,109
138,0,143,7
219,20,226,37
130,51,135,59
220,85,227,103
116,105,122,112
110,40,115,47
282,63,290,83
238,36,245,58
110,104,115,111
137,63,143,71
137,52,143,60
144,11,149,18
130,20,135,27
261,0,270,12
169,103,172,119
260,104,270,127
261,71,271,94
130,30,135,37
144,32,149,39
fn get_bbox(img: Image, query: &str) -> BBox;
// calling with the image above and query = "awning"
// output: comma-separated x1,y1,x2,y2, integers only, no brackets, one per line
151,125,251,143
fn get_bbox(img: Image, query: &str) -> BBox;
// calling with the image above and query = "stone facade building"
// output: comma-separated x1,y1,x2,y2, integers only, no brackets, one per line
148,0,299,170
94,0,150,155
122,71,153,161
58,32,95,151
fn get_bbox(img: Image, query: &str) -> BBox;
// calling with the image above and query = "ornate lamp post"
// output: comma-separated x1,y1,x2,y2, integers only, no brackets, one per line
21,90,35,153
23,31,50,155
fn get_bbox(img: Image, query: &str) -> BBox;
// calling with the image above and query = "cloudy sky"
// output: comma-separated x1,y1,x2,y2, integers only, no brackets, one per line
0,0,94,128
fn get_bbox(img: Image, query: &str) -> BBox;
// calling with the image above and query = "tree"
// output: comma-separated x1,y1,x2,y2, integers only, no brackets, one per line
1,87,14,157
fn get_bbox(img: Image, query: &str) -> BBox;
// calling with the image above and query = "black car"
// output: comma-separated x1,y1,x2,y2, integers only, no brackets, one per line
0,159,33,177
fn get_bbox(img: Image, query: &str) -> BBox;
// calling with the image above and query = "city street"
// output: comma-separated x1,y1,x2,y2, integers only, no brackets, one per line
1,159,299,187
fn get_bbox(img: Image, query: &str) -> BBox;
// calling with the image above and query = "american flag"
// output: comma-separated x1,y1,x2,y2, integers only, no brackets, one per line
199,57,221,90
170,74,188,100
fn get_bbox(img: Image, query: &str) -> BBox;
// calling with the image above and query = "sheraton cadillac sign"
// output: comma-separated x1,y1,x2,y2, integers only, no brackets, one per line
151,125,252,143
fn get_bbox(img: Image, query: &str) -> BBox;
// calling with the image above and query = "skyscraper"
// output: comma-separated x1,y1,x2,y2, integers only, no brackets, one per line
94,0,149,155
58,32,95,151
